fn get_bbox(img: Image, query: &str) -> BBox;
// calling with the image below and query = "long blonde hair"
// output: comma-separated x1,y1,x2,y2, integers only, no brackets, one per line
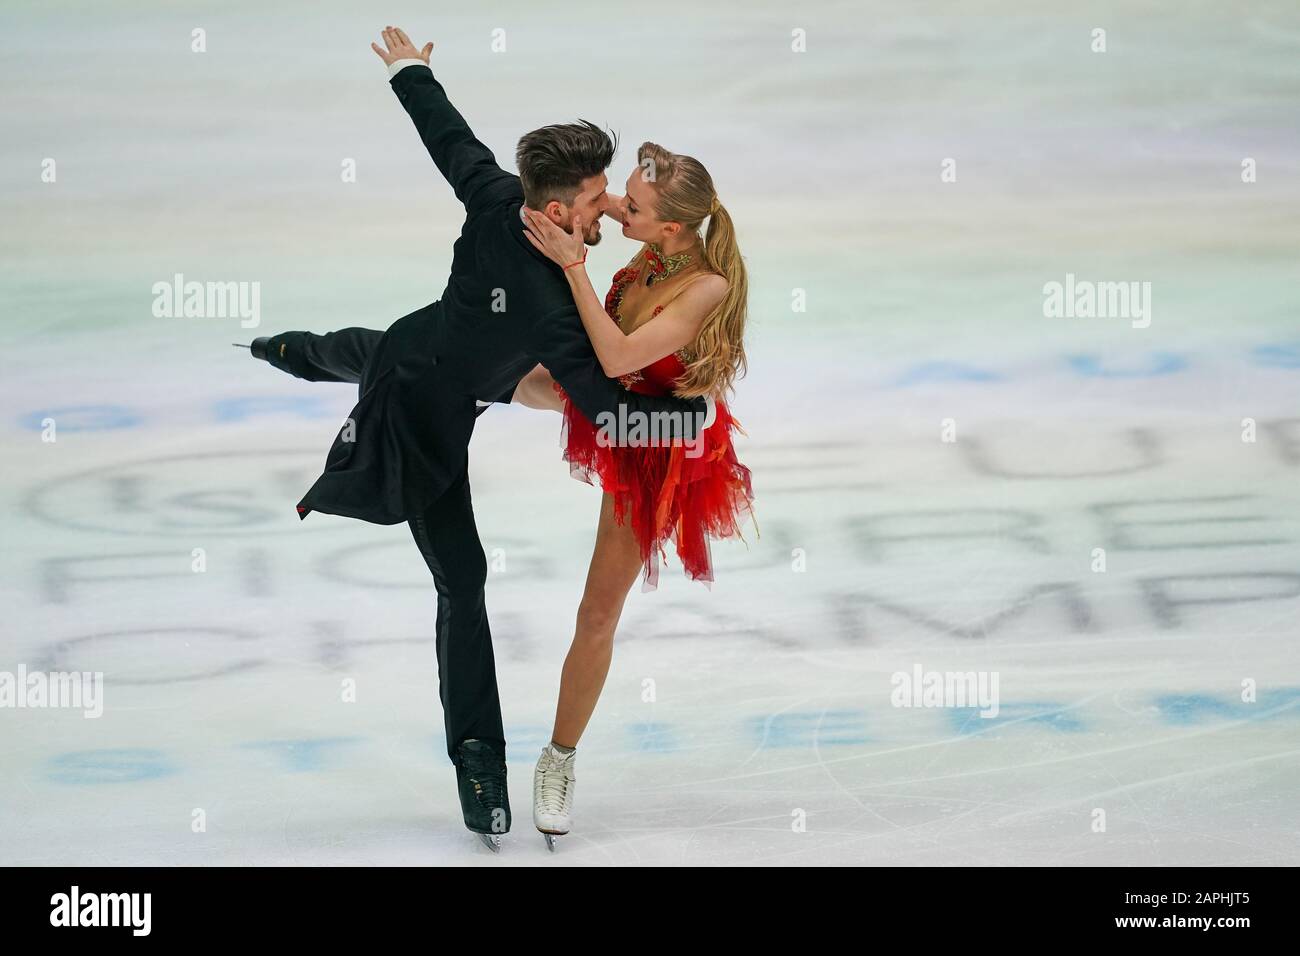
637,142,748,398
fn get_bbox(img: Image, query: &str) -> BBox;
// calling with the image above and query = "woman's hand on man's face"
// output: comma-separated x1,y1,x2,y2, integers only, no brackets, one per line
522,208,587,268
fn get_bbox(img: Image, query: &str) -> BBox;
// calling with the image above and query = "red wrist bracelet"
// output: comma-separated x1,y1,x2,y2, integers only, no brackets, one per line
563,252,587,271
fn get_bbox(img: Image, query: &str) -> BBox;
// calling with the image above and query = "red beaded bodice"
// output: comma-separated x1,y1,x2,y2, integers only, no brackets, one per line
601,244,700,393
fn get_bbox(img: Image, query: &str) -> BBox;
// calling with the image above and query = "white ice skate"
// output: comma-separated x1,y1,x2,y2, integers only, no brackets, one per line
533,743,577,852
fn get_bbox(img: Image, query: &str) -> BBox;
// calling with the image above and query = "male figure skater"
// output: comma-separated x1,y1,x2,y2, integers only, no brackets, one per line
245,27,711,850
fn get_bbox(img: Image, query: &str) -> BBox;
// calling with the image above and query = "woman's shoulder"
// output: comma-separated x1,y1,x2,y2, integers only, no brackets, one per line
686,271,729,300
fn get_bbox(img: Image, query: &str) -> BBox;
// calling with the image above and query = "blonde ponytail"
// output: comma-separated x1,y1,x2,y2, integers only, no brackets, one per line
636,142,748,399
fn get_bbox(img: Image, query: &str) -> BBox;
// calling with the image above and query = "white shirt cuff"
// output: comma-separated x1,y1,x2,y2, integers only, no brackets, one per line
387,58,428,80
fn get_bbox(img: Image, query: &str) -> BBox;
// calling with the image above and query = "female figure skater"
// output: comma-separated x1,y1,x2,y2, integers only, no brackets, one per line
512,142,754,848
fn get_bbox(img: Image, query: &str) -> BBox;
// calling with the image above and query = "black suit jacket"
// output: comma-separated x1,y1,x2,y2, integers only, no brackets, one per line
293,64,708,525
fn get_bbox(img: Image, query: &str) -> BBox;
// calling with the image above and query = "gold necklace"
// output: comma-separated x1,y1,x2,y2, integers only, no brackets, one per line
644,242,695,285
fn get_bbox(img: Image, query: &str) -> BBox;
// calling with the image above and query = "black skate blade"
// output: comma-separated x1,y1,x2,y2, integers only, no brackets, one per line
476,833,502,853
231,343,251,349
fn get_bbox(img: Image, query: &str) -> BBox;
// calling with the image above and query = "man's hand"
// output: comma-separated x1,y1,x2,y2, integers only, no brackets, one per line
370,26,433,66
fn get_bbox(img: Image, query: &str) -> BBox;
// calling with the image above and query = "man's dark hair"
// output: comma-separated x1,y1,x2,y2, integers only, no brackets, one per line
516,120,617,209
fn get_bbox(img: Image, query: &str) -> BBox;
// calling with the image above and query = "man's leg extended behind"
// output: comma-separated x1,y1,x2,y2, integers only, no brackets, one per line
254,328,383,384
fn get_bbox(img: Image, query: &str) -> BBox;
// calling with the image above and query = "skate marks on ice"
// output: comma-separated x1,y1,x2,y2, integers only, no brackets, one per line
4,416,1299,863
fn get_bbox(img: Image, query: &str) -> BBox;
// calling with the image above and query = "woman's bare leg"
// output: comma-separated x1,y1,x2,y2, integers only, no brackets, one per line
550,493,645,748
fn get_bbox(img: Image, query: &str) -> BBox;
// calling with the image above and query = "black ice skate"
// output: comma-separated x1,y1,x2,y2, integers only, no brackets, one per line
454,738,511,852
232,337,272,361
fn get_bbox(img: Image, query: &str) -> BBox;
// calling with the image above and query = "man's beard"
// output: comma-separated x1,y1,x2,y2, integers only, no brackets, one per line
580,221,602,246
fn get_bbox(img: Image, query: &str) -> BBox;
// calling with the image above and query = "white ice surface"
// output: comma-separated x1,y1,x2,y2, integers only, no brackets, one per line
1,0,1298,865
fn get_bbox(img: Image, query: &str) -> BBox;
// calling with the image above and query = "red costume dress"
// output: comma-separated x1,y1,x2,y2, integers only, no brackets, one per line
554,242,754,589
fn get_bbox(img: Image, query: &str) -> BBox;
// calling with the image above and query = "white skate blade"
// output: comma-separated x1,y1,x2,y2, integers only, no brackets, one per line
476,833,502,853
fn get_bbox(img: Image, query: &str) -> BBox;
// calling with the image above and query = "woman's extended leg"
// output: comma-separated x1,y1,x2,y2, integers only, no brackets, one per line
550,492,644,748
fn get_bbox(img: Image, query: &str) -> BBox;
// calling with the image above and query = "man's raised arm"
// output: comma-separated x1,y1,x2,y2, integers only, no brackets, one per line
371,26,514,211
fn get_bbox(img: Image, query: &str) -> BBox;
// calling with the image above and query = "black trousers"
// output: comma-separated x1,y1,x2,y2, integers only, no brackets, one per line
270,328,506,762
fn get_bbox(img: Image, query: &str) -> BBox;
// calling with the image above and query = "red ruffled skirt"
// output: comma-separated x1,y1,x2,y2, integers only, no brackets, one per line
558,394,755,589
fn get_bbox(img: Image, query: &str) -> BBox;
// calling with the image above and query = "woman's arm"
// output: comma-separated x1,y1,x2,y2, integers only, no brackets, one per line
511,363,565,411
526,306,713,440
522,210,728,378
563,257,725,377
602,193,628,225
